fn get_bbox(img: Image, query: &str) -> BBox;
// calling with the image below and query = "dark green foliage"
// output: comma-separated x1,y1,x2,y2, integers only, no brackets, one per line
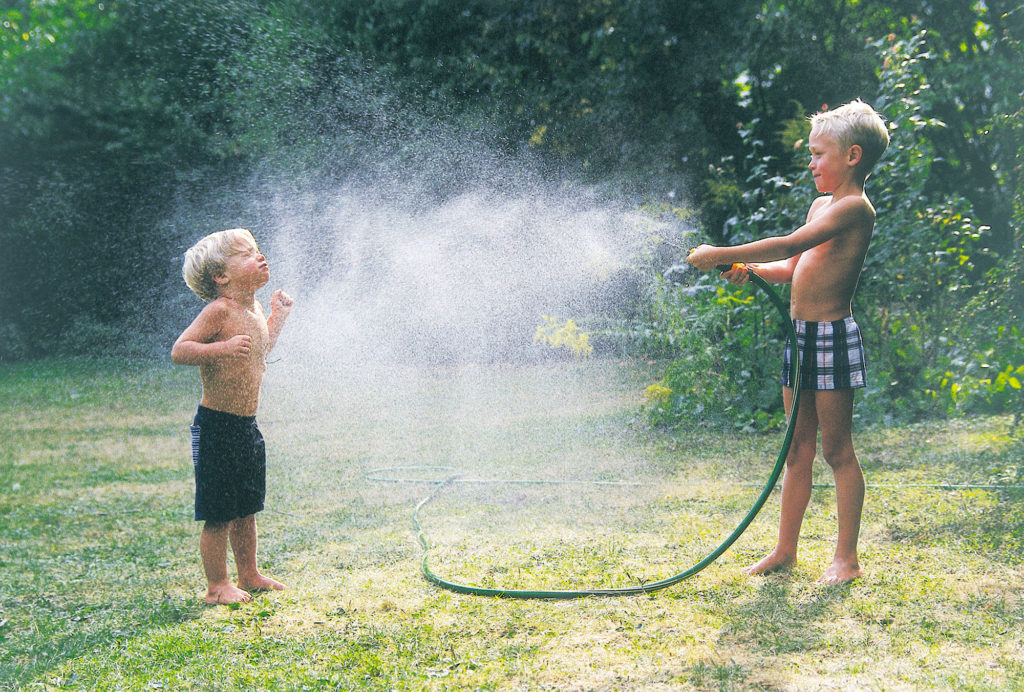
1,1,285,356
862,21,1023,426
315,0,752,180
637,280,788,432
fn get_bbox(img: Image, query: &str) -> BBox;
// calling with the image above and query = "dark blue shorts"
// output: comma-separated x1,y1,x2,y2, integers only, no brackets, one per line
190,406,266,522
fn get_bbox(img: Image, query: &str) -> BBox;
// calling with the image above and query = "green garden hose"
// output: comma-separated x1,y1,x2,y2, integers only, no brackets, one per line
403,267,803,599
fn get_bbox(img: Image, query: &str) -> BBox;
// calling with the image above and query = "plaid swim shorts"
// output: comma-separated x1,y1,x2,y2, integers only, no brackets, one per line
782,316,867,390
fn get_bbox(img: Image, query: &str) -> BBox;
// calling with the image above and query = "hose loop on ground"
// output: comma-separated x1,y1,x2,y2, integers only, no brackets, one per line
401,270,801,598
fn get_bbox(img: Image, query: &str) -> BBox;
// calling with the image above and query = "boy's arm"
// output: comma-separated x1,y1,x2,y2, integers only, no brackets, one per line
741,257,799,284
688,196,869,272
716,257,796,287
171,301,252,365
266,290,294,353
740,196,830,283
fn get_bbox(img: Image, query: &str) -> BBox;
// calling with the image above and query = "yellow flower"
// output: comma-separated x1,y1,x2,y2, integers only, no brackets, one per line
644,384,673,406
534,315,594,358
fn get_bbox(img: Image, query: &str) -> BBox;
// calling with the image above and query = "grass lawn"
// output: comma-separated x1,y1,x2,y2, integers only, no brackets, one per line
1,356,1022,690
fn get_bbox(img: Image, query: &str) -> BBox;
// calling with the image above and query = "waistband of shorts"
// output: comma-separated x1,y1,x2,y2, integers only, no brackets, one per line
791,315,859,331
195,405,257,425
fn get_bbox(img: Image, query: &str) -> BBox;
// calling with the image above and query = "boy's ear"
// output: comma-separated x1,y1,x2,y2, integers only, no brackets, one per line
213,272,230,286
847,144,864,167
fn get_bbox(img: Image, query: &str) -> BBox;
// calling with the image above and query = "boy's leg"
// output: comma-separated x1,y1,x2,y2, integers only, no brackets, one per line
229,514,286,593
743,386,818,575
200,521,252,604
815,388,864,584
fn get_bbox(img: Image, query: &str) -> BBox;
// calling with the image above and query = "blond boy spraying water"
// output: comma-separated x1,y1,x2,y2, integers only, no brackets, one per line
172,228,293,604
687,100,889,584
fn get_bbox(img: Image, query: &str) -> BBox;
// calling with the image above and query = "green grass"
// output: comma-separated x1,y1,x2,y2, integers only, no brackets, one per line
1,357,1022,690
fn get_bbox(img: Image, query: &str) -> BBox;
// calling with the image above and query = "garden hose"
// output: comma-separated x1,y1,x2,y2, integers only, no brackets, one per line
402,264,804,598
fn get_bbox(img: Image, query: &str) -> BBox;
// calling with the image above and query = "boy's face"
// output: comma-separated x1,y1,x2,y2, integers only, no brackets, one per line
807,129,850,194
219,238,270,292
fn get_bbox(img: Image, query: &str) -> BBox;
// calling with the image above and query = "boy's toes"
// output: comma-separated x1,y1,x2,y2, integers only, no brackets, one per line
240,575,286,592
817,563,862,585
205,584,252,605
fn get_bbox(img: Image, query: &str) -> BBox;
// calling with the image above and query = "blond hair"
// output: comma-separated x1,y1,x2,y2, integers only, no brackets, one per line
810,99,890,174
182,228,258,301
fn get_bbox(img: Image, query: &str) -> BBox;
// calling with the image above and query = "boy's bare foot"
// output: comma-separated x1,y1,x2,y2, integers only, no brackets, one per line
817,560,862,585
239,573,286,593
205,583,252,605
741,550,795,576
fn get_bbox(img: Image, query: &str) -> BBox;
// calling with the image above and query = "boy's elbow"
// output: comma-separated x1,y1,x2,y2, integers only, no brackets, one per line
171,342,197,365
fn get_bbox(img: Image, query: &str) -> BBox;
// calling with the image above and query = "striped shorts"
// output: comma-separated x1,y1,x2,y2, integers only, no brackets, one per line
782,316,867,390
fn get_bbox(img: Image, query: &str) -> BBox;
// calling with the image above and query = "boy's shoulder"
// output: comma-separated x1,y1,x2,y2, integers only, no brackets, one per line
198,296,232,314
200,296,266,326
193,296,239,326
809,195,832,213
811,193,875,223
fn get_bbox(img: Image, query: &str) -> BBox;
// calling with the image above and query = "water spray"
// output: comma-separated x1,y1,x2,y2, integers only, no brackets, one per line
393,265,803,599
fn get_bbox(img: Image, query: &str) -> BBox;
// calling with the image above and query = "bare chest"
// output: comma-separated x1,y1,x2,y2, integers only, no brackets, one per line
226,309,269,354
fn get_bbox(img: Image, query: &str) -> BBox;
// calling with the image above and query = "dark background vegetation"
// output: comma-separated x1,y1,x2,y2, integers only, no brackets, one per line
1,0,1021,427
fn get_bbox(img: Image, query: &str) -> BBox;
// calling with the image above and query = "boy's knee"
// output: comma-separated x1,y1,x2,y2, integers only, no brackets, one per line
822,443,857,469
788,433,816,460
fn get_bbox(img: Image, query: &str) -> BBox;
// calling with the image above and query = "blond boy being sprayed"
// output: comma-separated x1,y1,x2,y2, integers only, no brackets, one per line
172,228,293,604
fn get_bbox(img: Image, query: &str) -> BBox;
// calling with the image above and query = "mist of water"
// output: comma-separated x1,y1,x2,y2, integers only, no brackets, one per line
166,110,698,500
253,161,682,369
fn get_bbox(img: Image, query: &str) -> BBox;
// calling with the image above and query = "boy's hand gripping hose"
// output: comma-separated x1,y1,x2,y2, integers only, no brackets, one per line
411,264,802,598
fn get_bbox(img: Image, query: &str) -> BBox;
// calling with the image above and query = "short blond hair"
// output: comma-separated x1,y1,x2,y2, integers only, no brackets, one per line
810,99,890,174
182,228,258,301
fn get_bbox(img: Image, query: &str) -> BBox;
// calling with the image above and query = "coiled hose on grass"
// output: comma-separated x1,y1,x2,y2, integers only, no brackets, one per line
405,267,800,598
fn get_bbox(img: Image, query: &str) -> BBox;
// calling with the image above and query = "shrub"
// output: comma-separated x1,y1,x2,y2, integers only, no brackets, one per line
634,276,787,432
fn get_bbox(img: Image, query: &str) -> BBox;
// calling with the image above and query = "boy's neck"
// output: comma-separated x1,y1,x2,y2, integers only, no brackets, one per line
218,287,257,310
830,176,867,201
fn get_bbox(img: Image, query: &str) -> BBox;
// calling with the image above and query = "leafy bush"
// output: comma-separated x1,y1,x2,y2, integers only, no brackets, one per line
631,275,787,432
861,25,1022,426
937,260,1024,421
